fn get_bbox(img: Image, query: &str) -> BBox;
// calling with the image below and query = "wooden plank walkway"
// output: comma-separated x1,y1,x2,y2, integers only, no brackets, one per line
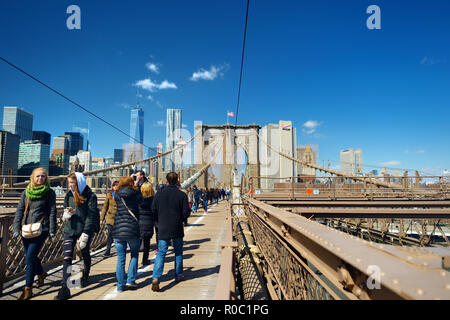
1,200,229,300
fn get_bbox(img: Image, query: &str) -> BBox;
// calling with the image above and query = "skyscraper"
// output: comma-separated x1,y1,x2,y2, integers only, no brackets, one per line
340,148,363,176
51,135,70,175
32,131,51,145
165,109,182,172
18,141,50,180
2,106,33,142
297,145,317,176
64,132,84,156
0,130,20,182
114,149,124,163
130,107,144,145
260,120,297,190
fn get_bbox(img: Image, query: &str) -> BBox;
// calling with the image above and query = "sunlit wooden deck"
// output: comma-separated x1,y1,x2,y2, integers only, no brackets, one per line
1,201,229,300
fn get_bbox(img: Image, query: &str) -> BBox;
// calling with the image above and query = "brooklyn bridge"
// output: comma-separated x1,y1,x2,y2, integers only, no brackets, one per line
1,123,449,301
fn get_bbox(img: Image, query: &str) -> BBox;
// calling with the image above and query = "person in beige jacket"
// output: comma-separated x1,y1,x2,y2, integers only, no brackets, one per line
100,181,118,257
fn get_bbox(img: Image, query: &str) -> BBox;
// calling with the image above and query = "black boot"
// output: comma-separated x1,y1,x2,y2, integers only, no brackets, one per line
81,270,89,288
54,286,71,300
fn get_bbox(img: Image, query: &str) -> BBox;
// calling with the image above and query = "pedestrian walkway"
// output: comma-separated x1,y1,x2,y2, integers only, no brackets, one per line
0,200,229,300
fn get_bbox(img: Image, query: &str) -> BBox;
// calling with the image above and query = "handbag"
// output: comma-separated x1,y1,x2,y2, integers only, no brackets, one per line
21,197,46,239
120,197,138,222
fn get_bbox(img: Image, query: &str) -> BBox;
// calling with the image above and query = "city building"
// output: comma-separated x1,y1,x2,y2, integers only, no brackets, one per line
64,132,84,156
18,140,50,180
77,150,92,172
130,106,144,145
32,131,51,145
297,145,317,177
260,120,297,190
50,135,70,175
0,130,20,184
2,106,33,142
165,109,182,172
340,148,363,176
114,149,124,164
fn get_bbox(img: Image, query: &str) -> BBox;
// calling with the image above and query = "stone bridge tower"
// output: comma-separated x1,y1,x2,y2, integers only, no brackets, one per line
194,122,260,189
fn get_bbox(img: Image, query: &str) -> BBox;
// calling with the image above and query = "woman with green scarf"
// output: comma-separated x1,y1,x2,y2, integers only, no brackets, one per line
13,167,57,300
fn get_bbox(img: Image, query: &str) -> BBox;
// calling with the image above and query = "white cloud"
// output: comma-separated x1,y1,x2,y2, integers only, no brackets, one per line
145,62,159,74
147,95,153,101
134,78,177,92
154,120,165,127
380,160,401,166
415,150,425,154
182,123,188,129
118,103,132,109
158,80,177,89
73,126,89,134
190,64,228,81
302,120,322,135
420,56,447,66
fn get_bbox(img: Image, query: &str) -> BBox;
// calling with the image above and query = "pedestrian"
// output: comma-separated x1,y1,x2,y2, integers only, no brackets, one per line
207,188,214,207
54,172,99,300
213,188,219,204
131,169,148,190
192,185,201,213
139,182,155,266
100,180,118,258
150,172,190,291
187,187,193,211
112,176,142,292
200,188,208,213
13,167,57,300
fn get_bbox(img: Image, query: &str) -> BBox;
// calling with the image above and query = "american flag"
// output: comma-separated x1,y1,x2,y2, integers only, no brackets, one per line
227,111,235,117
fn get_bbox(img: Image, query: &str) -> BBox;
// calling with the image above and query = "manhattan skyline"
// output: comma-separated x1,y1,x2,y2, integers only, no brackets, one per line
0,0,449,176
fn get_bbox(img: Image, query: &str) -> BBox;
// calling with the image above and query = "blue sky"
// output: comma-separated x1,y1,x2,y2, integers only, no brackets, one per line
0,0,449,175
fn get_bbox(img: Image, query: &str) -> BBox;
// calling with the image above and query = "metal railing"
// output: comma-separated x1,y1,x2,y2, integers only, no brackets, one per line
214,202,237,300
242,196,450,300
248,176,450,200
0,201,107,295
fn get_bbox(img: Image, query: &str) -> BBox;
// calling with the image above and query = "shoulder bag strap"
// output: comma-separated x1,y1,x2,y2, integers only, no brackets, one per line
120,197,138,222
22,196,30,226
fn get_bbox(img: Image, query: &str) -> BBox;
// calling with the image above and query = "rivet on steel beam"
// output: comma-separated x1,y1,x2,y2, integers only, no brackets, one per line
381,272,385,277
416,289,424,296
423,262,429,267
356,258,361,264
445,284,450,290
336,247,341,252
392,279,399,285
440,271,447,277
407,256,413,261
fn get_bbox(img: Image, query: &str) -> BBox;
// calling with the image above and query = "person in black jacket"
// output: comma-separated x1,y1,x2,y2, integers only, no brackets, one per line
54,172,99,300
13,167,57,300
112,176,142,292
150,172,190,291
139,182,155,266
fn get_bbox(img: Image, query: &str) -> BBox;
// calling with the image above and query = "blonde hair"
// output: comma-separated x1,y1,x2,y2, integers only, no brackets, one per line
140,182,155,198
28,167,48,189
67,173,85,207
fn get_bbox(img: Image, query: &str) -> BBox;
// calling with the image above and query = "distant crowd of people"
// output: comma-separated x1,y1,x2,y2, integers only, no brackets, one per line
13,167,227,300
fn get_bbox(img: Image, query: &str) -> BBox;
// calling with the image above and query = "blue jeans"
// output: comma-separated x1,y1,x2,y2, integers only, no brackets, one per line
202,200,208,211
22,232,48,287
114,238,140,291
192,199,200,212
152,238,183,282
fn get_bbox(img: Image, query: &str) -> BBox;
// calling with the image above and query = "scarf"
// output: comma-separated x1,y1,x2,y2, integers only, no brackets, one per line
25,184,50,200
